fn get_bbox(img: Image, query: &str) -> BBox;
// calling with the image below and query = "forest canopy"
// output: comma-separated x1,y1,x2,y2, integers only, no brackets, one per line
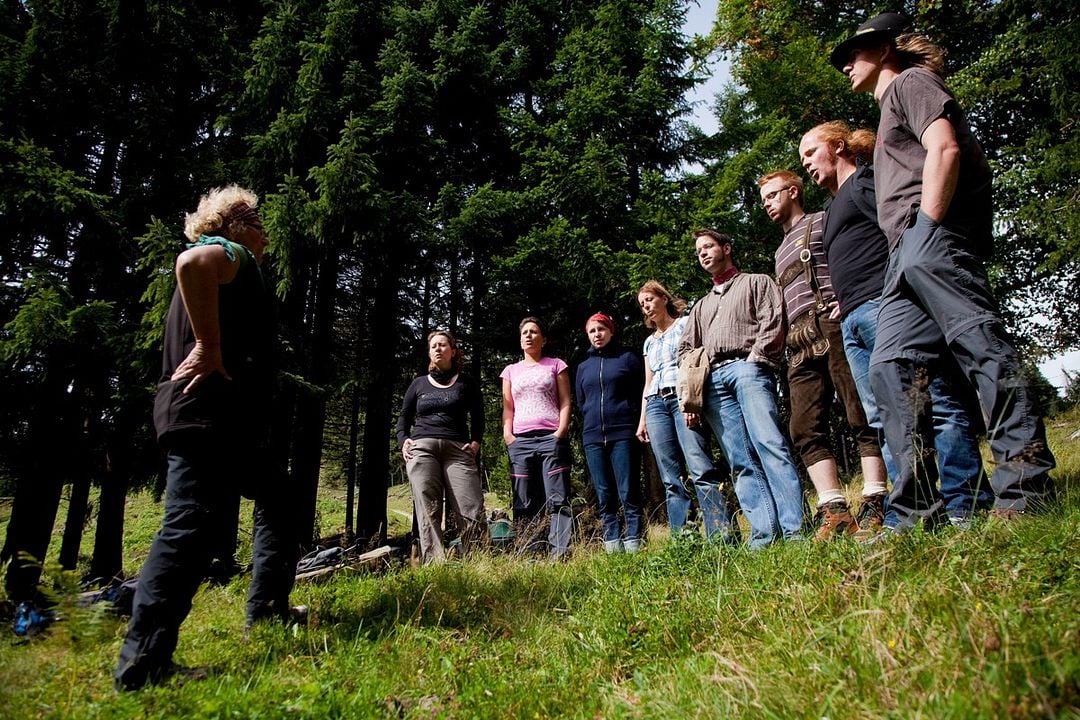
0,0,1075,577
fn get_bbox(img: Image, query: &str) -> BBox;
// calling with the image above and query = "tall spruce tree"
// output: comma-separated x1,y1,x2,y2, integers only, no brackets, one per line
1,0,264,584
701,0,1077,356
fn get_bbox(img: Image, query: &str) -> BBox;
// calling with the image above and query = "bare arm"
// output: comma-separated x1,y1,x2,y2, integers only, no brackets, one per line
637,359,653,442
501,377,516,445
919,117,960,223
171,244,242,393
554,370,572,439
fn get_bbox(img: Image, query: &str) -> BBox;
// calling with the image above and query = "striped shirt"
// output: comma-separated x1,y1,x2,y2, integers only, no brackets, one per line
677,272,786,370
643,316,687,397
773,211,835,320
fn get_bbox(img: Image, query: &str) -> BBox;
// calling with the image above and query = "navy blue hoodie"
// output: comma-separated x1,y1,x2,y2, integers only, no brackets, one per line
575,344,644,446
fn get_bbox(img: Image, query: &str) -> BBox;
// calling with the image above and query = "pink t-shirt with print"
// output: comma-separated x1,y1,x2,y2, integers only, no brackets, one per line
500,356,568,434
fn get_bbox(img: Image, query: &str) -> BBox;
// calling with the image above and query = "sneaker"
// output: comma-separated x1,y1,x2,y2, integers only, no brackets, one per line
622,538,642,554
289,605,309,626
602,539,623,554
948,515,973,531
812,500,859,541
858,525,899,546
853,494,886,540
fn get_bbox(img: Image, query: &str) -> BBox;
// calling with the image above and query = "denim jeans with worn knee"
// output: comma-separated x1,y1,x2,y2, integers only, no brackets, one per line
842,298,991,522
700,361,803,548
643,394,737,542
583,439,644,543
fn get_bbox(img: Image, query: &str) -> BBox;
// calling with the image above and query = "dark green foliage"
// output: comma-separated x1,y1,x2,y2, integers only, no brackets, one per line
701,0,1078,354
234,0,702,540
1,0,1074,576
0,0,265,578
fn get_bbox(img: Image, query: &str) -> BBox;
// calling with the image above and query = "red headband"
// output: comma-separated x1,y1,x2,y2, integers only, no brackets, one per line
586,312,615,333
226,203,260,227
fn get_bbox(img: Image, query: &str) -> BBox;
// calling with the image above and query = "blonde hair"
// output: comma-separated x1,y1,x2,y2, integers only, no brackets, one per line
183,185,259,243
893,32,946,76
637,280,687,328
806,121,876,164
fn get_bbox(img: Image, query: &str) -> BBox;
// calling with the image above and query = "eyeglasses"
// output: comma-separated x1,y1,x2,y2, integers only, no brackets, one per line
761,186,792,205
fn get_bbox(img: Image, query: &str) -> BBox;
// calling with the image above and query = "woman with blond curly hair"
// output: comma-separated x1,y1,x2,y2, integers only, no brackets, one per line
116,186,300,690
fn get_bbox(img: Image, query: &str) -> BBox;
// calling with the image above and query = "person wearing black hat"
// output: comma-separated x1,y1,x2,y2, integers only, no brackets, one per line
829,13,1055,535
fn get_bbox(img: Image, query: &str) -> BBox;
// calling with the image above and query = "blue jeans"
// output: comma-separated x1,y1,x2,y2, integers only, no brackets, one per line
700,361,804,548
870,213,1052,521
583,439,643,542
644,394,738,542
842,299,991,524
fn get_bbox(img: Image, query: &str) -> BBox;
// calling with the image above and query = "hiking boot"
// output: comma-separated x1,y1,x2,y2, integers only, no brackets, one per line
115,660,210,691
164,663,211,687
812,500,859,541
853,494,886,540
989,507,1024,522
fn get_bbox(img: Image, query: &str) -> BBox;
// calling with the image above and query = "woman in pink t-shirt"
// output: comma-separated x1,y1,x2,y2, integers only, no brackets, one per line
500,317,573,558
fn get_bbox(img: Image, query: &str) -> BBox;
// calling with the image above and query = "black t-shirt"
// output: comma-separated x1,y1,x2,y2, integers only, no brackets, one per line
153,239,275,445
822,163,889,318
395,373,484,445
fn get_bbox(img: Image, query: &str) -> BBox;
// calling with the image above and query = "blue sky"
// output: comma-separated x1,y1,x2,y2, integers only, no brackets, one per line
683,1,726,137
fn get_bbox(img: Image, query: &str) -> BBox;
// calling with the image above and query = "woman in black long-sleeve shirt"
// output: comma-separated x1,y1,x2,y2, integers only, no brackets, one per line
396,330,486,562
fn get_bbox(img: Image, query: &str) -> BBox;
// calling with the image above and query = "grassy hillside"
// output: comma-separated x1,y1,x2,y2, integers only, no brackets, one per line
1,410,1078,719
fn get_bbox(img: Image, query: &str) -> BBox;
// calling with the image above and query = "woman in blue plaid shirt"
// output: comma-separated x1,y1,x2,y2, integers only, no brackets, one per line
635,281,739,543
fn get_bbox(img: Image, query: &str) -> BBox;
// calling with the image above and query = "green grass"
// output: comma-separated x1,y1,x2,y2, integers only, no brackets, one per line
1,411,1079,718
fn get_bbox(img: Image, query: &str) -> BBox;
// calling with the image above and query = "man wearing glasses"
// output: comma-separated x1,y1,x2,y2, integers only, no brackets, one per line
677,229,804,548
760,170,886,540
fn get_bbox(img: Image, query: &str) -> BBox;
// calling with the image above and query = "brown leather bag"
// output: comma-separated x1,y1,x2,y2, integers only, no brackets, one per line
777,219,830,368
676,347,709,414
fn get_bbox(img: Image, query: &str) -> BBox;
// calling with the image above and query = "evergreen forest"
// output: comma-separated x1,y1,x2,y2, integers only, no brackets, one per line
1,0,1076,579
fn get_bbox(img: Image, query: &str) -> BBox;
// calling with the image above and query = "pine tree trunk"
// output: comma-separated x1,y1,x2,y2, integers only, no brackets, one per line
356,270,396,543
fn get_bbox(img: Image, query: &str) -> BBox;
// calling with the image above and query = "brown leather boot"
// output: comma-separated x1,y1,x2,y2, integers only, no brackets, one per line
812,500,859,541
853,494,886,540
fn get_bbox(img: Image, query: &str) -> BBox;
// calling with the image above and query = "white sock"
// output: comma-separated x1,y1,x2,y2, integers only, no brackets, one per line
816,489,846,507
861,480,888,498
